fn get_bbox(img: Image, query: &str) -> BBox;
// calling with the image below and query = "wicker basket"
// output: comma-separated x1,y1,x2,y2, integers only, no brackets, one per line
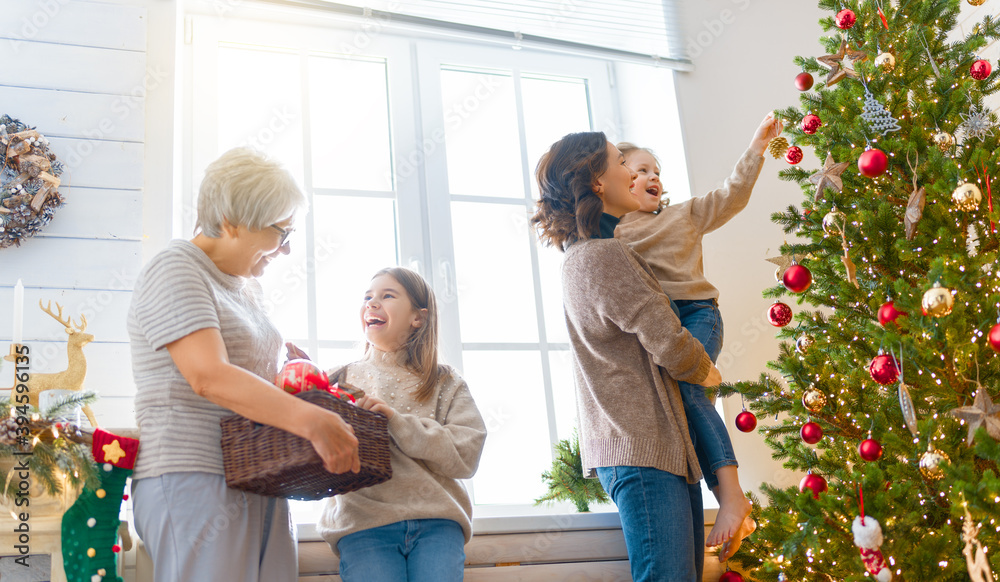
220,390,392,500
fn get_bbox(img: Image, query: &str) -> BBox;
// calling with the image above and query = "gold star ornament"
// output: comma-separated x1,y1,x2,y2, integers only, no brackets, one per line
817,40,868,86
950,388,1000,445
809,153,850,201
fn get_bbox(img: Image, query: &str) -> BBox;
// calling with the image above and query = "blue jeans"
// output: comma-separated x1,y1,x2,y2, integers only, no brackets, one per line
597,466,705,582
674,298,737,490
337,519,465,582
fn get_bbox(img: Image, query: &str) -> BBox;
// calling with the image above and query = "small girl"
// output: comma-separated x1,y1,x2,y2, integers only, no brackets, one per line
615,112,782,560
316,267,487,582
531,132,723,581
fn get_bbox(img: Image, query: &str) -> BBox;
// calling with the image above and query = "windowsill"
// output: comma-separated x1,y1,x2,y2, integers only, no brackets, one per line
296,507,720,541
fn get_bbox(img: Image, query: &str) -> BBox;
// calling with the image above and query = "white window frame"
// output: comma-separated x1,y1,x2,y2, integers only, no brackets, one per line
180,0,716,531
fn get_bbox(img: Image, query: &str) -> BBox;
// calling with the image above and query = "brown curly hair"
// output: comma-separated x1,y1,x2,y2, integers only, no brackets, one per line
530,132,609,251
616,142,669,213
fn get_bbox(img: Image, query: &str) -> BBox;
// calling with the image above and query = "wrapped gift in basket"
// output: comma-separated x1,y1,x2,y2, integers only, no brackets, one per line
221,360,392,500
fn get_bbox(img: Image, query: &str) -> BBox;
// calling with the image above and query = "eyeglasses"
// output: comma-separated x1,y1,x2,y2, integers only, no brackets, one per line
269,224,293,248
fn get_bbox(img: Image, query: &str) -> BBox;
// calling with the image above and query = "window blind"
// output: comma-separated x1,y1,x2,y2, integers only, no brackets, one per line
262,0,690,69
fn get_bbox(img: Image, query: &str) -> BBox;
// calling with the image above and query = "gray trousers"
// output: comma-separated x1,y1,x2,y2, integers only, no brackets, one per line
132,472,297,582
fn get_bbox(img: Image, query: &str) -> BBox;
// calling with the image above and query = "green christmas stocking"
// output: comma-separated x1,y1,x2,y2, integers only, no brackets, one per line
61,429,138,582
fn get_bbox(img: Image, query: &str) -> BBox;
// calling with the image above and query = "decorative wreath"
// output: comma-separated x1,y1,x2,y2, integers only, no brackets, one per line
0,114,64,249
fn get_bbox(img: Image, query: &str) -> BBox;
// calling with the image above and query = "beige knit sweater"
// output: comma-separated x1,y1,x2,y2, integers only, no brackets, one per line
317,349,487,557
563,238,714,483
615,149,765,300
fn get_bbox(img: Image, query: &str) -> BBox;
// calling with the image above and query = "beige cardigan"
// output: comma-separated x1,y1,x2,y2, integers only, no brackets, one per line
563,237,714,483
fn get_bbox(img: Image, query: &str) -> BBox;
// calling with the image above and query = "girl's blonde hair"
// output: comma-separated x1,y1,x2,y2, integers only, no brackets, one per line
366,267,443,403
616,142,670,213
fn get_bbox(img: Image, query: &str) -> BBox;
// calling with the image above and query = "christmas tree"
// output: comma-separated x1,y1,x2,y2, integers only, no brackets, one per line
719,1,1000,581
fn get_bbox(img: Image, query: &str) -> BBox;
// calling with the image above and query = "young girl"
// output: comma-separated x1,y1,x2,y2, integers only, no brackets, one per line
531,132,723,582
316,267,487,582
615,112,782,560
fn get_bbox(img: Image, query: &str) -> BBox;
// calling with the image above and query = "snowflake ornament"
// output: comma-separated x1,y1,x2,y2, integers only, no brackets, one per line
959,104,995,140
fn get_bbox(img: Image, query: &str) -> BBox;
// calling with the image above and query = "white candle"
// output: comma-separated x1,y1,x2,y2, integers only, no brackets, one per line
12,279,23,345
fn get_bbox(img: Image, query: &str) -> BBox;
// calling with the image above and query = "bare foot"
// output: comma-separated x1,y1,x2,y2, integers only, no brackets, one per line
717,515,757,562
706,495,752,547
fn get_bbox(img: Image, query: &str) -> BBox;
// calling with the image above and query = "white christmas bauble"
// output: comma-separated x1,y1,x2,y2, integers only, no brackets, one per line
822,207,846,236
874,52,895,71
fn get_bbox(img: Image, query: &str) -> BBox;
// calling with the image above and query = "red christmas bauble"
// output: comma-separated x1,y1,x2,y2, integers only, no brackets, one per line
799,472,828,499
719,572,745,582
785,146,804,165
859,438,883,461
858,148,888,178
800,421,823,444
988,323,1000,353
276,359,330,395
971,59,992,80
795,72,814,91
801,114,822,135
869,353,899,385
735,410,758,432
835,8,857,29
877,301,904,326
767,302,793,327
782,264,812,293
112,544,121,553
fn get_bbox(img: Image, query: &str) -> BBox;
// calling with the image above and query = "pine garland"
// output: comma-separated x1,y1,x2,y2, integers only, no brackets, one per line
0,394,100,499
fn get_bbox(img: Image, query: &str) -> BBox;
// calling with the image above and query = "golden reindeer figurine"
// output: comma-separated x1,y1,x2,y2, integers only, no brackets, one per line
5,300,98,427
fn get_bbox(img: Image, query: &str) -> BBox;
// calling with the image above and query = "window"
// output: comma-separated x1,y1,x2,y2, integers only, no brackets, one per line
184,3,703,519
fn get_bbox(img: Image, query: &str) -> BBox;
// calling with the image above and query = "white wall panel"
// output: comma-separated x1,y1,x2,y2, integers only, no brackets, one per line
36,187,143,240
0,0,146,51
45,137,144,190
0,86,145,142
0,41,147,95
0,239,141,288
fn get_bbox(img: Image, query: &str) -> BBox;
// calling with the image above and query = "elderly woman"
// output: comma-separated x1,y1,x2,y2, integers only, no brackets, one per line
128,148,360,581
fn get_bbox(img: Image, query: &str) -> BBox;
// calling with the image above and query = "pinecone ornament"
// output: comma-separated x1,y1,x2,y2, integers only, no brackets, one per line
767,136,790,159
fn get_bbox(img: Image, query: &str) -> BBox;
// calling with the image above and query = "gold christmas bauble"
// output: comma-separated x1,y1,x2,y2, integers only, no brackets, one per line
802,386,827,413
933,131,954,152
874,52,895,71
968,0,986,5
774,266,783,282
952,182,983,211
822,206,846,236
918,448,950,480
921,282,954,318
795,333,815,354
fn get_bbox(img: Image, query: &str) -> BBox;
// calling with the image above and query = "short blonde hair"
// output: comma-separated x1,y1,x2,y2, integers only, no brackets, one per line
195,148,306,237
617,142,669,213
